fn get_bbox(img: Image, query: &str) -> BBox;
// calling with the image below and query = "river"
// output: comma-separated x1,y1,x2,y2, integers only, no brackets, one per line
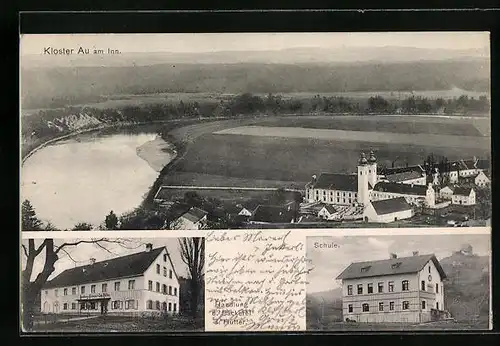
21,132,176,230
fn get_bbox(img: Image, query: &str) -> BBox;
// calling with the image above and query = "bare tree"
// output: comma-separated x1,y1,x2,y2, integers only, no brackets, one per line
21,237,135,331
178,238,204,319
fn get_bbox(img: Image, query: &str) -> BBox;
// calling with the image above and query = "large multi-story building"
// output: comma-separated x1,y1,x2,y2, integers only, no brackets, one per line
336,253,447,323
40,244,180,316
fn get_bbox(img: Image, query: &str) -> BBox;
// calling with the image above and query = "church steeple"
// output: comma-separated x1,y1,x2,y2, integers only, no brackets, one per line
368,150,377,163
359,152,368,165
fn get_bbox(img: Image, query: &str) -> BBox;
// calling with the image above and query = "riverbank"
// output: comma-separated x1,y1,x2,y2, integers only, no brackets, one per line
136,136,177,172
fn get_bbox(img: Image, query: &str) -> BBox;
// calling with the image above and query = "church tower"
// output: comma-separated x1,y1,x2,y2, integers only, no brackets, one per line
357,152,370,206
368,150,378,188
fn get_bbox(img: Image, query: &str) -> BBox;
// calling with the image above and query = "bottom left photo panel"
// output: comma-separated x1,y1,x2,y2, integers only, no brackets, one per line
21,235,205,333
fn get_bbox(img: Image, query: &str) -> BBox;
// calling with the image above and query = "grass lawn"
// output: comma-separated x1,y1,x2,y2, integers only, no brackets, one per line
31,315,204,332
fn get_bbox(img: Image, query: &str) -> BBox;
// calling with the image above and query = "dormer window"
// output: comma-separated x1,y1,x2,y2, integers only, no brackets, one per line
360,266,371,273
391,262,402,269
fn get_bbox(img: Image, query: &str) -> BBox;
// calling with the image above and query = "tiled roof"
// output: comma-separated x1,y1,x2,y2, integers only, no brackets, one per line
454,186,474,196
250,205,295,223
336,254,446,280
378,165,424,176
180,207,208,223
370,197,413,215
385,170,423,183
310,173,358,192
321,205,337,214
43,247,174,289
373,182,428,196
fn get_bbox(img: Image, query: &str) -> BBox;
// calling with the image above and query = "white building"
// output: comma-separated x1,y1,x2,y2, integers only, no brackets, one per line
452,187,476,206
170,207,208,230
318,205,337,220
363,197,414,223
474,171,490,188
40,244,180,316
439,186,454,200
371,182,436,208
336,253,447,323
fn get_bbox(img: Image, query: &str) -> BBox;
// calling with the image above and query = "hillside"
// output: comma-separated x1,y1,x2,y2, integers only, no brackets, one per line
307,253,490,327
20,60,490,109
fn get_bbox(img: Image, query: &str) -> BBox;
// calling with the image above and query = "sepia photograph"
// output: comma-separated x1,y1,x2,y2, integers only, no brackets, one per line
20,32,491,230
305,233,491,330
21,236,204,332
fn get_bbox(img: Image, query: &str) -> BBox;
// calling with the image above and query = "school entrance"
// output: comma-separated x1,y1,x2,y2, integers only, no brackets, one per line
77,294,111,315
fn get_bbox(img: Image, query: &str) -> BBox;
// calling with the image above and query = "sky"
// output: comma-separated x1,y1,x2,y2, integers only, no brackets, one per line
306,234,491,293
19,32,490,56
21,237,195,281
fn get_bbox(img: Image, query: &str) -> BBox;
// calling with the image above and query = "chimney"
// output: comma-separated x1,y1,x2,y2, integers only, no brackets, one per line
413,251,419,256
390,253,397,259
145,243,153,252
89,258,96,265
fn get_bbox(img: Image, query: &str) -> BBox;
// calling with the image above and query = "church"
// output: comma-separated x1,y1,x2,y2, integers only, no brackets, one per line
305,151,436,221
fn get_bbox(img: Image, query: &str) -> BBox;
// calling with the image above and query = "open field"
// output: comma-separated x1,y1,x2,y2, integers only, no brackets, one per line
30,315,203,332
214,126,488,149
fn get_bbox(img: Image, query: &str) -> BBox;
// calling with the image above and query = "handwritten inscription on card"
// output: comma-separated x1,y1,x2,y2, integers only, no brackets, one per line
205,230,310,331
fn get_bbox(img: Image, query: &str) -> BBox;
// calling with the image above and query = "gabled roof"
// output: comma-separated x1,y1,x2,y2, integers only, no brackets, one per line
320,205,337,214
180,207,208,223
43,247,169,289
385,170,423,183
379,165,424,176
250,205,295,223
454,186,474,196
439,185,454,192
370,197,412,215
310,173,358,192
336,254,447,280
373,182,428,196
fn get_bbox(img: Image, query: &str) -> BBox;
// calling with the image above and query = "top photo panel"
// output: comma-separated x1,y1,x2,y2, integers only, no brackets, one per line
20,32,491,231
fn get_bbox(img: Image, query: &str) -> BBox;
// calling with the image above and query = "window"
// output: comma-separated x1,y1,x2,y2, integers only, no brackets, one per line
348,304,353,313
421,301,426,310
347,285,353,295
163,254,167,262
402,301,410,310
388,281,394,292
436,283,439,293
360,266,371,273
45,290,48,295
421,280,426,291
389,302,394,311
378,282,384,293
91,285,96,293
174,287,177,296
54,289,58,297
156,282,160,292
81,286,85,294
148,280,153,291
90,302,96,310
156,264,160,274
428,266,431,273
80,302,86,310
357,284,363,294
147,300,153,309
163,284,167,294
391,262,402,269
63,288,68,296
112,301,122,310
436,302,439,310
72,287,76,295
362,303,369,312
102,283,107,292
63,303,68,310
163,267,167,277
168,286,172,295
156,301,161,310
125,300,136,310
169,270,173,279
367,283,373,294
168,302,172,312
71,303,76,310
162,302,167,311
402,280,409,291
173,303,177,312
114,282,121,291
379,302,384,311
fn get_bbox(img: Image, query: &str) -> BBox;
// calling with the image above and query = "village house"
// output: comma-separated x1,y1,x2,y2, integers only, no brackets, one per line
439,186,454,200
170,207,208,230
249,203,297,224
474,171,490,188
336,253,447,323
363,197,414,223
318,205,337,220
451,187,476,206
40,244,180,316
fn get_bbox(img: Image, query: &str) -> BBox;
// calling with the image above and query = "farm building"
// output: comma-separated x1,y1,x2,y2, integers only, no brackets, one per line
363,197,414,223
370,182,436,208
439,186,454,200
249,204,297,224
336,253,447,323
318,205,337,220
474,171,490,188
451,187,476,206
40,244,180,316
170,207,208,230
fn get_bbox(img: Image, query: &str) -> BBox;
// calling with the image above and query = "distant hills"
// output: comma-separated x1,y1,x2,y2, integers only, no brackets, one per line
306,252,490,328
21,58,490,109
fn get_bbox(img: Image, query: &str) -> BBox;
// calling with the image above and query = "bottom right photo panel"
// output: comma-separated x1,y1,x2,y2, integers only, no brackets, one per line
306,233,491,331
